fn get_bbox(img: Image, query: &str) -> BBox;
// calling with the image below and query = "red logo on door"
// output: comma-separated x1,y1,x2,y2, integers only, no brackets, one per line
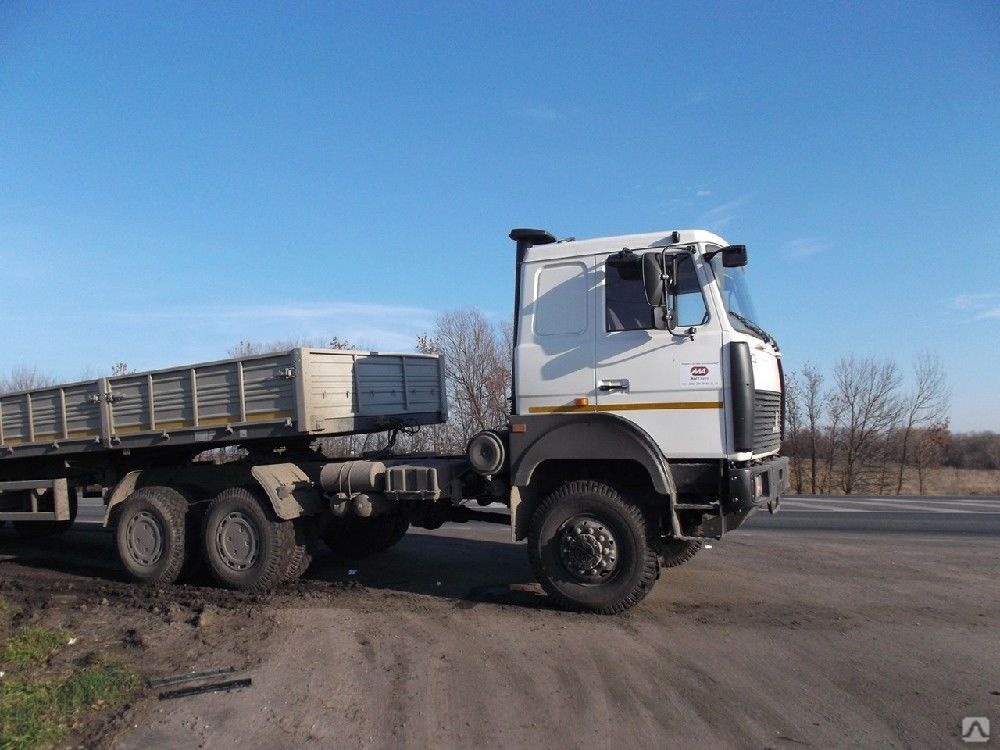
690,366,709,377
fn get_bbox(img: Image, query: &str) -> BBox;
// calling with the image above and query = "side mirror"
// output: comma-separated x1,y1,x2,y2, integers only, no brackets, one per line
721,245,748,267
642,252,666,306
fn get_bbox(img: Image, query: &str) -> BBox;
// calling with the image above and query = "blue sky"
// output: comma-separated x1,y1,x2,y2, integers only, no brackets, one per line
1,1,998,430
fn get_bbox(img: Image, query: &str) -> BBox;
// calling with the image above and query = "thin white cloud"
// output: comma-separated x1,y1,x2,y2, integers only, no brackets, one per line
698,196,747,230
949,292,1000,320
781,238,831,260
3,301,433,324
523,105,561,122
696,189,712,197
3,301,438,347
682,90,713,105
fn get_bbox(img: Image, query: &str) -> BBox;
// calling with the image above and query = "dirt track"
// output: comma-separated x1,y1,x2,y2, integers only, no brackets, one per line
2,517,998,749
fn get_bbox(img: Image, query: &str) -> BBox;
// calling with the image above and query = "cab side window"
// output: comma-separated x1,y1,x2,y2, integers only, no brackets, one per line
605,260,654,331
604,253,708,332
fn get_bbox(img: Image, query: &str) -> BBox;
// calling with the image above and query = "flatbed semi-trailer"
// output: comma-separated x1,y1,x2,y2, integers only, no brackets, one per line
0,348,446,463
1,227,789,614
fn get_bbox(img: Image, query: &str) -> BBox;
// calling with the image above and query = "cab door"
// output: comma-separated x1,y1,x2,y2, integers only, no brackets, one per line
594,250,726,459
514,257,597,415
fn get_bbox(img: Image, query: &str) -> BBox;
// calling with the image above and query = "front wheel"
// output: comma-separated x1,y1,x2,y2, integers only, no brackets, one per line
528,481,659,614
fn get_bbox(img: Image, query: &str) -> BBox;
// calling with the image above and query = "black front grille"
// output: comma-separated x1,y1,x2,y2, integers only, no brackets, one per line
753,390,782,454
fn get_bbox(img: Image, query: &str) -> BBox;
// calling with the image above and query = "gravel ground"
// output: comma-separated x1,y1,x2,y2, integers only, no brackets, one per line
2,517,998,749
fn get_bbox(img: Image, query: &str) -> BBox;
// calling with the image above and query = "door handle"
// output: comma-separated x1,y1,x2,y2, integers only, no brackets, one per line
598,379,630,392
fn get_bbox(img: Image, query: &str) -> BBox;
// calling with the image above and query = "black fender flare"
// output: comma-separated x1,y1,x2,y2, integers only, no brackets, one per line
511,412,677,496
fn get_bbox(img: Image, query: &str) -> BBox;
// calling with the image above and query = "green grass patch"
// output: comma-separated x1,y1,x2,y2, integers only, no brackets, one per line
0,627,71,668
0,663,140,750
0,612,141,749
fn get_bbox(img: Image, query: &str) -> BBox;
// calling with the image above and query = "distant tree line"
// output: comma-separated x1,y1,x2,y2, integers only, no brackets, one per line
784,354,998,494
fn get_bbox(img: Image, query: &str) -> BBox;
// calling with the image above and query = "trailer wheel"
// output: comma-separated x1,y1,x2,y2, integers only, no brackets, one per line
321,513,409,561
659,539,702,568
528,480,659,614
115,487,189,585
202,487,295,591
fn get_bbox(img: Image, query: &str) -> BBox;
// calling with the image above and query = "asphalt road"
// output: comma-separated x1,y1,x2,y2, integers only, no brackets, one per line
746,494,1000,536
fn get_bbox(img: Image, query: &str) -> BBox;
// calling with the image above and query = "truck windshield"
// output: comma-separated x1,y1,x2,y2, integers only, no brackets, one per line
710,255,770,343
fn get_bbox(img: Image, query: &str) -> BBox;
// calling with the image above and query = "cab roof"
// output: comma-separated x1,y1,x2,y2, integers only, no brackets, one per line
521,228,729,264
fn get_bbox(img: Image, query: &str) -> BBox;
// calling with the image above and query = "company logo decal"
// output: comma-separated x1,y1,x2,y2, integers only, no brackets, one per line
680,362,721,388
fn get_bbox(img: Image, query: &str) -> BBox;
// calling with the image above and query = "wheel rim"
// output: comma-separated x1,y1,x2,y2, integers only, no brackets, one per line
125,510,165,567
215,511,260,571
557,514,619,583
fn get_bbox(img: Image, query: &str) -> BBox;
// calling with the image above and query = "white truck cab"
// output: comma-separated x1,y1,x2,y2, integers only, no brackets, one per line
505,228,789,612
514,228,782,461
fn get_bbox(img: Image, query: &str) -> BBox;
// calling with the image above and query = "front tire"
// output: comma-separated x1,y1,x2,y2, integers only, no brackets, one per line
115,487,189,585
528,480,659,614
201,487,295,591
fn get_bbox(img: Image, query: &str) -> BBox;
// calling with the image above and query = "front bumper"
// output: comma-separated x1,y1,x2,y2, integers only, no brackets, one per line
729,455,790,515
677,455,790,538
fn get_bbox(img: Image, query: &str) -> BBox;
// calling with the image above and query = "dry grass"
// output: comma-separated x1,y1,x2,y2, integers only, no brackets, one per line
787,461,1000,496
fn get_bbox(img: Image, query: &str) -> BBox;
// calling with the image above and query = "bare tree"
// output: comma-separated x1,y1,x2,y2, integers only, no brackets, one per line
895,353,951,494
0,365,56,394
801,363,825,494
829,355,903,494
110,361,135,376
410,309,512,454
783,371,804,493
914,423,950,494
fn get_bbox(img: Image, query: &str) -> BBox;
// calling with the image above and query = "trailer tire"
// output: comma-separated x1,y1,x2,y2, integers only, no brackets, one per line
528,480,659,614
202,487,295,591
115,487,189,585
282,518,316,582
321,513,409,561
659,539,702,568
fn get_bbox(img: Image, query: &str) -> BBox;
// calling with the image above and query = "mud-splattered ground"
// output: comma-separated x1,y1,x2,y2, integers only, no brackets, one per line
1,519,998,749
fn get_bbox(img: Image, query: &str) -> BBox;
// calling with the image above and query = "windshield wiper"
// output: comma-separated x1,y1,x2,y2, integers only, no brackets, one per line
729,311,777,348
